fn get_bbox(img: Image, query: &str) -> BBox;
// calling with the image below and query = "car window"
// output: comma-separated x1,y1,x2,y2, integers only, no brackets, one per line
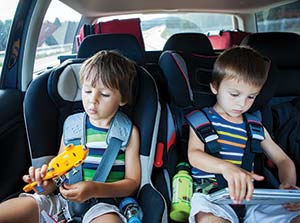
98,13,234,51
256,1,300,33
0,0,19,73
33,0,80,76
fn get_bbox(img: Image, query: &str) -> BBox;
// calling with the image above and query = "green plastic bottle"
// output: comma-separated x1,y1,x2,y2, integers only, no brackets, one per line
170,162,193,222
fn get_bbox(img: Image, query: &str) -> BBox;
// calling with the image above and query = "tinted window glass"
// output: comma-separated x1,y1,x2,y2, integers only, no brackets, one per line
0,0,19,73
256,1,300,33
99,13,233,51
33,0,80,75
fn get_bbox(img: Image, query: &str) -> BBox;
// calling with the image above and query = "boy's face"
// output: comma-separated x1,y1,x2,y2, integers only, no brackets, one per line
81,77,125,128
210,78,261,121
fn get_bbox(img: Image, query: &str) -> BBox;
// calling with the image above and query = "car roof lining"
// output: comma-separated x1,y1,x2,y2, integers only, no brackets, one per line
60,0,297,17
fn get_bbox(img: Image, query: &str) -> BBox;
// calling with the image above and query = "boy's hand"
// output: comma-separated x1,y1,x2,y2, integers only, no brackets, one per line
59,181,94,202
28,165,48,186
23,165,55,194
221,163,264,204
280,183,300,211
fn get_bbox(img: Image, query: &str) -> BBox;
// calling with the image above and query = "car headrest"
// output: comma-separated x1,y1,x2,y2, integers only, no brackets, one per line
56,63,82,102
242,32,300,97
163,33,214,55
77,34,145,64
241,32,300,68
48,60,139,117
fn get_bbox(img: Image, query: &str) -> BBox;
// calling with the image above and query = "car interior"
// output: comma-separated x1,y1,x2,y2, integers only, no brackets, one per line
0,0,299,222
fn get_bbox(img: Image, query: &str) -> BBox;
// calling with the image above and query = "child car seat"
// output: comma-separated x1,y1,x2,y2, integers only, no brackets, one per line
156,33,218,222
24,34,168,223
158,33,277,222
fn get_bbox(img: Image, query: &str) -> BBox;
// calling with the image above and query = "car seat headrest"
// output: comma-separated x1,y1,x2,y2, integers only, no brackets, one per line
241,32,300,68
242,32,300,97
57,63,82,102
51,61,139,118
77,34,145,64
163,33,214,55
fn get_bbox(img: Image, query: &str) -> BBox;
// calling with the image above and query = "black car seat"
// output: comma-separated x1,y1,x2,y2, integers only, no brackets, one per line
159,32,219,155
161,33,218,109
242,32,300,185
155,33,219,222
158,33,278,222
24,33,168,223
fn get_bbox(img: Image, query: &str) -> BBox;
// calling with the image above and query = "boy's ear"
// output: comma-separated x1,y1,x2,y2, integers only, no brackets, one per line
210,82,218,95
119,101,127,107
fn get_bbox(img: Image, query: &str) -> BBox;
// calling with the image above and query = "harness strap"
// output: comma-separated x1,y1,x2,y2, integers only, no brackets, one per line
185,109,265,223
241,112,264,173
92,137,123,181
63,111,132,221
185,109,265,190
185,110,227,189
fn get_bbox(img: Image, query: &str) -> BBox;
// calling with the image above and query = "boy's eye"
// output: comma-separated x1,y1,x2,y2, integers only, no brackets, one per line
248,95,256,100
230,93,239,97
84,90,91,94
101,93,110,97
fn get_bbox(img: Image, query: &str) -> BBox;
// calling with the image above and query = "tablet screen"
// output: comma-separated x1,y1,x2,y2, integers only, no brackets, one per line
208,188,300,205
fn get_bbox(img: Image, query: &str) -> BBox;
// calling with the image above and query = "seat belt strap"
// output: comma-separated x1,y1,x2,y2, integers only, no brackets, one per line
185,109,227,189
93,137,123,181
67,111,132,220
241,112,265,172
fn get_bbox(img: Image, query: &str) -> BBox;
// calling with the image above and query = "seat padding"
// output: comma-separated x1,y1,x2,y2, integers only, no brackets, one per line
163,33,214,55
77,34,145,64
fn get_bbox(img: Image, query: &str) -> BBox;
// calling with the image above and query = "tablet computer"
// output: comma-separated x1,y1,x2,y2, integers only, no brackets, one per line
207,188,300,205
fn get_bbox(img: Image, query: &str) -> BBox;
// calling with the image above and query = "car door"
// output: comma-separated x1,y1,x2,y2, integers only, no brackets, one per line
0,0,34,201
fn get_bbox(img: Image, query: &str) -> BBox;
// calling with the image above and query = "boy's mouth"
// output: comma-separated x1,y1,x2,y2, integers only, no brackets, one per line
88,107,97,114
232,109,242,114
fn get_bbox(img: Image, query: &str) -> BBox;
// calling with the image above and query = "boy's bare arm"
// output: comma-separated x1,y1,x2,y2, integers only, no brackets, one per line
59,126,141,202
261,127,297,186
188,127,263,203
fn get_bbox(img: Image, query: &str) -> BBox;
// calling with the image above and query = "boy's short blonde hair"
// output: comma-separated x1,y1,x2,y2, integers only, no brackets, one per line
212,46,269,88
80,50,137,105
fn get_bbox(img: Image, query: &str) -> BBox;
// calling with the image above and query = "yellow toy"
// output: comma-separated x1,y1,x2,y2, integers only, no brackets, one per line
23,144,88,193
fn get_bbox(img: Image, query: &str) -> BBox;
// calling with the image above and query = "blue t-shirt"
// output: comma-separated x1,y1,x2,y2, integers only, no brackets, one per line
192,107,248,181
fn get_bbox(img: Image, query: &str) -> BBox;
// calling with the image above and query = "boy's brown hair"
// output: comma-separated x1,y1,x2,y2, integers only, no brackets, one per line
80,50,137,105
212,46,269,89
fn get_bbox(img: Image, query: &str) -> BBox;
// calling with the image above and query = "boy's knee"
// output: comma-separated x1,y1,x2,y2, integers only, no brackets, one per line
195,212,231,223
291,215,300,223
90,213,123,223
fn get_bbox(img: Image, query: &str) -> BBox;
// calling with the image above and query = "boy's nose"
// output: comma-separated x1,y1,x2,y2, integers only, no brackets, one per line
89,92,99,103
237,97,246,107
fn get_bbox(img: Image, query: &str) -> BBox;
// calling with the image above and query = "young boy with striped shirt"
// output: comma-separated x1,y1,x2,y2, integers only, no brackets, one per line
188,46,300,223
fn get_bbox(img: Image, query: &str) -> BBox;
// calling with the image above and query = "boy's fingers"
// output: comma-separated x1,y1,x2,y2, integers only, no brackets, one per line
233,178,240,202
62,183,72,189
250,173,264,181
22,175,31,183
28,166,35,180
284,203,300,211
239,179,247,203
227,180,235,201
35,168,43,186
246,180,254,201
40,164,48,178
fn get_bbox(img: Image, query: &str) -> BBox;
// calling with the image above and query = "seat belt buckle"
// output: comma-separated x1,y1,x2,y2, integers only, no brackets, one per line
41,207,73,223
54,175,68,187
196,124,219,143
248,121,265,141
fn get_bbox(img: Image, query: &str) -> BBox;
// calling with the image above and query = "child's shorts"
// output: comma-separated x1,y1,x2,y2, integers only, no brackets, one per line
20,193,127,223
189,192,300,223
